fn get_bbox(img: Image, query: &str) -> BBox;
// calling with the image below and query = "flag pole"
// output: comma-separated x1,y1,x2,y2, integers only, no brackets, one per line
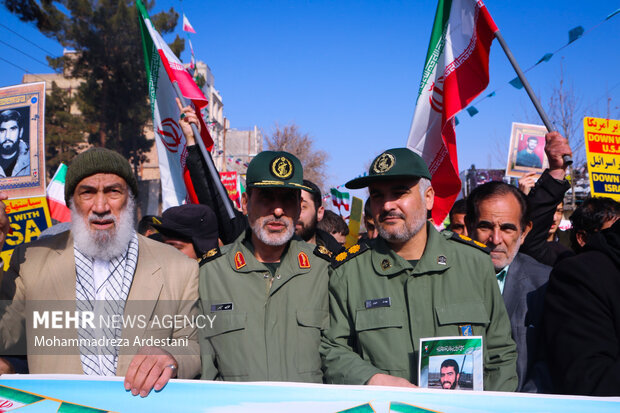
494,31,573,166
172,80,236,220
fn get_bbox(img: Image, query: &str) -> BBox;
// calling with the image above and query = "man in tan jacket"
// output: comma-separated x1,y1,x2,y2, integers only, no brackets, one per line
0,148,200,397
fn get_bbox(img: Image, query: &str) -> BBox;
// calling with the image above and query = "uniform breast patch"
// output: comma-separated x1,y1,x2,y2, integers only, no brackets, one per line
365,297,391,309
459,324,473,336
211,303,233,311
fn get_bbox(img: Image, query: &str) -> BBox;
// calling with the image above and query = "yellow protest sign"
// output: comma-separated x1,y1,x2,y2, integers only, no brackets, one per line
0,197,52,269
344,196,363,249
584,116,620,201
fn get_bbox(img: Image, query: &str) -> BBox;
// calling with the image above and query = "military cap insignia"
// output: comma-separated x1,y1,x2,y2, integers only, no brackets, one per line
298,252,311,269
314,244,332,261
270,156,293,179
199,247,221,265
372,152,395,174
449,232,491,254
234,251,246,270
331,242,370,268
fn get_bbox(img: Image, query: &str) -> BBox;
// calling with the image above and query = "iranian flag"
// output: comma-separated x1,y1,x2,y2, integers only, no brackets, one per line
46,163,71,223
331,188,350,212
182,13,196,34
137,0,213,209
407,0,498,223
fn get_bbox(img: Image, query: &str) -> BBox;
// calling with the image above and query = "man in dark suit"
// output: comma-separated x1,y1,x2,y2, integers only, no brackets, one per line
466,181,552,393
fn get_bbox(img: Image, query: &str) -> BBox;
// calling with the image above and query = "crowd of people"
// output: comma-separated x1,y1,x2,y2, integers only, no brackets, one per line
0,105,617,399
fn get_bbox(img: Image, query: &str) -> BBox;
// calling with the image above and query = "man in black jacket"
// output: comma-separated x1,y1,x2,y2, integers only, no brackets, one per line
544,219,620,396
519,132,573,266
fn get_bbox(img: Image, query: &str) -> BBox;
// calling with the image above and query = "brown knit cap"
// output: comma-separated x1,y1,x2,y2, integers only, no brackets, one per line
64,147,138,204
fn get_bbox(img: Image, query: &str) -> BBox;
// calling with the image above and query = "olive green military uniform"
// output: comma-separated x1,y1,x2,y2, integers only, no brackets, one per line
320,223,518,391
199,231,330,382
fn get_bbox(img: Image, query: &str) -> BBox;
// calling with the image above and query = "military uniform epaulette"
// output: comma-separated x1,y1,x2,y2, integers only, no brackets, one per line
331,242,370,268
198,247,221,266
448,232,492,254
313,244,333,261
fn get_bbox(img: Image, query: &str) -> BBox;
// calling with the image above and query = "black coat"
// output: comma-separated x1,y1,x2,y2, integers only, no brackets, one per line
520,170,574,266
544,220,620,396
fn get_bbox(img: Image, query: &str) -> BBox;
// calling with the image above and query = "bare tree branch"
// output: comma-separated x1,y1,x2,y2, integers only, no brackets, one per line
265,123,329,190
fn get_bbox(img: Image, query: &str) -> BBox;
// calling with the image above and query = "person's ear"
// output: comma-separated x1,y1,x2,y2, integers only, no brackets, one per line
316,205,325,222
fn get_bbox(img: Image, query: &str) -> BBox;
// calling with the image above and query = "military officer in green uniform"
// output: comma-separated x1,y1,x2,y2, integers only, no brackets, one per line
320,148,518,391
198,151,330,382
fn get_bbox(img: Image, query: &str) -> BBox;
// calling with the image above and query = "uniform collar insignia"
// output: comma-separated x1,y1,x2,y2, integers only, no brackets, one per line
234,251,246,270
317,245,331,257
298,251,311,269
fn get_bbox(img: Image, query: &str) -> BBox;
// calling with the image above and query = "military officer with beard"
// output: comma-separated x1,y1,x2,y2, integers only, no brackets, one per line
320,148,517,391
198,151,330,382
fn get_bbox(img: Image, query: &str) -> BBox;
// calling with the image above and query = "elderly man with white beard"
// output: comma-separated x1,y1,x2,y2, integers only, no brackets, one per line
0,148,200,397
197,150,331,382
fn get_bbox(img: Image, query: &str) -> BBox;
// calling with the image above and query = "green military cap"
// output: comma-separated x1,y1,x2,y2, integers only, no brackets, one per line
345,147,432,189
246,151,312,191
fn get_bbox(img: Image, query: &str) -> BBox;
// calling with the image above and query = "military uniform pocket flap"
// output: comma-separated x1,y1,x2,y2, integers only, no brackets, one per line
296,310,328,330
355,307,403,331
202,312,246,338
435,302,489,326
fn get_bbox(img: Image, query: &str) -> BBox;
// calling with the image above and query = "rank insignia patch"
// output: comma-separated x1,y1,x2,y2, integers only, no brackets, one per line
348,244,361,254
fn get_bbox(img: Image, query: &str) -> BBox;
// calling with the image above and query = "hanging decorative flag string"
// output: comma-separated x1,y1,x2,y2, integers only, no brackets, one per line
460,7,619,119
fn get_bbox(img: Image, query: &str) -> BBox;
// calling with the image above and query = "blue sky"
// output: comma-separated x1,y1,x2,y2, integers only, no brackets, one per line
0,0,618,191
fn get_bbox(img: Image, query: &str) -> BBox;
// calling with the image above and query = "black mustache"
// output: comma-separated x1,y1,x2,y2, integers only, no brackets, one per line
379,211,405,222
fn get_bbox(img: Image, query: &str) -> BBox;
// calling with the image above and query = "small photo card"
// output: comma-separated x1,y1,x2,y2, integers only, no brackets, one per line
419,336,483,391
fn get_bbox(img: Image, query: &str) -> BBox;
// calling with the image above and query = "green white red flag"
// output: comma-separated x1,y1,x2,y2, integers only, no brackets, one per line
407,0,498,223
331,188,350,212
46,163,71,223
182,13,196,34
137,0,213,209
